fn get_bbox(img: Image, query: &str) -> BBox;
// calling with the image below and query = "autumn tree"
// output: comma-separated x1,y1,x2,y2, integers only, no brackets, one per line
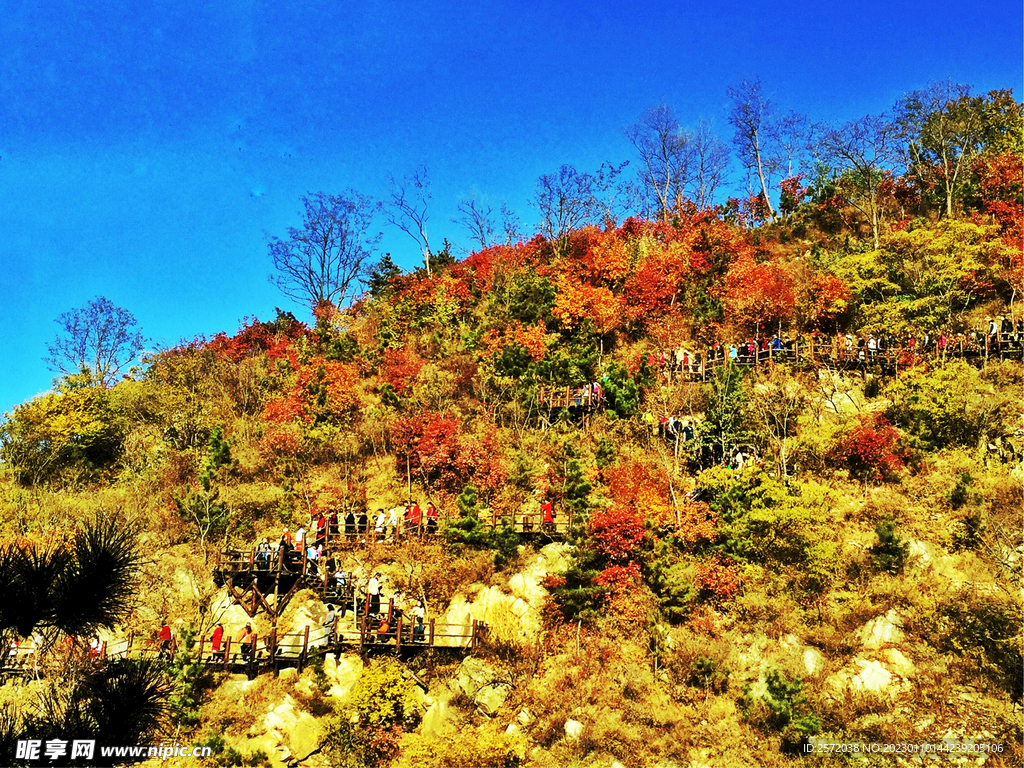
898,82,1023,218
728,78,781,220
268,191,380,308
44,296,146,386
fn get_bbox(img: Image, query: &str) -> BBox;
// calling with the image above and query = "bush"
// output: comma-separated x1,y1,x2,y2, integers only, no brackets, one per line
741,669,821,753
869,519,908,574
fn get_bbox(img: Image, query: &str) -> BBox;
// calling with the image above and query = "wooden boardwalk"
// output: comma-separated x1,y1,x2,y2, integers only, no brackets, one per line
1,608,487,681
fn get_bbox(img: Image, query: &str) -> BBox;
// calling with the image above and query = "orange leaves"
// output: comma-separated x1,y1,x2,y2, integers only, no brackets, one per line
262,357,359,425
802,273,852,329
552,277,624,335
718,252,797,331
380,346,425,394
603,460,672,521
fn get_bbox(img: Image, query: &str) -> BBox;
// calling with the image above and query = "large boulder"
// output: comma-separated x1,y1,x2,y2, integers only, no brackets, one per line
262,695,323,760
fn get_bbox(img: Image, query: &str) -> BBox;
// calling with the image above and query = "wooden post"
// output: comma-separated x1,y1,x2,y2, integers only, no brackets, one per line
386,598,394,625
471,619,478,649
223,637,232,665
428,619,435,647
395,617,403,652
101,641,107,660
249,549,255,568
268,628,277,670
299,626,310,672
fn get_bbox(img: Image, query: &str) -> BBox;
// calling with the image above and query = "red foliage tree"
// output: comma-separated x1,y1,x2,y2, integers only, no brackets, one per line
588,505,647,564
830,413,908,482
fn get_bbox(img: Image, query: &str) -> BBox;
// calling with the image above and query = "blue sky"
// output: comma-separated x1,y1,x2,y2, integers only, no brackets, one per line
2,0,1021,414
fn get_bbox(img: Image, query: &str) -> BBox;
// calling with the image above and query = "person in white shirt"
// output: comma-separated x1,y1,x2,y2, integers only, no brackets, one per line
387,507,400,539
295,526,306,550
374,510,386,540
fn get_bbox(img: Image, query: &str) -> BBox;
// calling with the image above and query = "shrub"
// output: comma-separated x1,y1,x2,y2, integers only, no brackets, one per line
869,519,909,574
741,669,821,753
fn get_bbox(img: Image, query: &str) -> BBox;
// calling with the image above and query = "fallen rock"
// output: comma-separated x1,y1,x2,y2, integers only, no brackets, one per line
564,719,584,740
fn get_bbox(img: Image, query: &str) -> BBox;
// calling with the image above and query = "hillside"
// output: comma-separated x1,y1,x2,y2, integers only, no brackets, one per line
1,121,1023,766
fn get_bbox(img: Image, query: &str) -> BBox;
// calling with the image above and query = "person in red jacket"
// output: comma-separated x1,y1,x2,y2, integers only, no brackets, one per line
542,500,555,533
425,503,439,534
158,622,172,659
210,623,224,660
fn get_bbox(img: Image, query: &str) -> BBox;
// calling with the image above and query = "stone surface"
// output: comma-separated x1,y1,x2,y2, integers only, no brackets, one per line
438,542,572,646
855,609,905,649
420,701,451,738
564,719,584,739
517,708,533,725
322,654,363,700
474,682,512,715
278,667,298,681
262,695,323,761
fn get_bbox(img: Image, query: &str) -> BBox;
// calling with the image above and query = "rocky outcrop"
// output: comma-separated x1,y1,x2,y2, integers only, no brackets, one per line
437,543,571,646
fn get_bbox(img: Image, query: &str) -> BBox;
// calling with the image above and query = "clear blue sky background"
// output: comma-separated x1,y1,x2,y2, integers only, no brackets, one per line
2,0,1021,415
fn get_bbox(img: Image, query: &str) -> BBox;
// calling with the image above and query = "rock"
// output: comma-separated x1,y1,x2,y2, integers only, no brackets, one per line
278,667,298,681
803,648,826,676
420,701,451,738
289,713,322,759
855,609,905,649
324,654,363,699
517,708,532,725
458,657,508,699
564,719,584,740
851,659,892,692
474,682,512,715
879,647,915,677
505,723,520,735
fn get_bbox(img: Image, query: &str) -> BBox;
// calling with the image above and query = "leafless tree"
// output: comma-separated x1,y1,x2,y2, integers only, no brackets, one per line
533,161,627,245
690,120,731,209
453,197,496,251
626,105,693,220
771,110,812,178
816,113,902,248
500,202,523,245
268,191,380,309
45,296,146,386
727,78,782,220
385,166,434,273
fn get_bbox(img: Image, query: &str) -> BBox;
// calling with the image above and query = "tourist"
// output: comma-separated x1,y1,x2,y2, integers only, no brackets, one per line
210,623,224,660
374,509,386,540
158,621,172,659
367,572,382,616
294,525,306,551
237,623,256,660
315,513,327,546
323,605,337,645
542,500,555,533
344,510,356,538
426,502,439,534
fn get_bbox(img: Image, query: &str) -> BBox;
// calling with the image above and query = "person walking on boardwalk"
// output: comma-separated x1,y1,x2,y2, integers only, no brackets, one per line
541,500,555,533
426,502,439,534
345,510,356,538
237,623,256,660
158,621,173,659
323,605,337,646
367,572,382,616
210,623,224,661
